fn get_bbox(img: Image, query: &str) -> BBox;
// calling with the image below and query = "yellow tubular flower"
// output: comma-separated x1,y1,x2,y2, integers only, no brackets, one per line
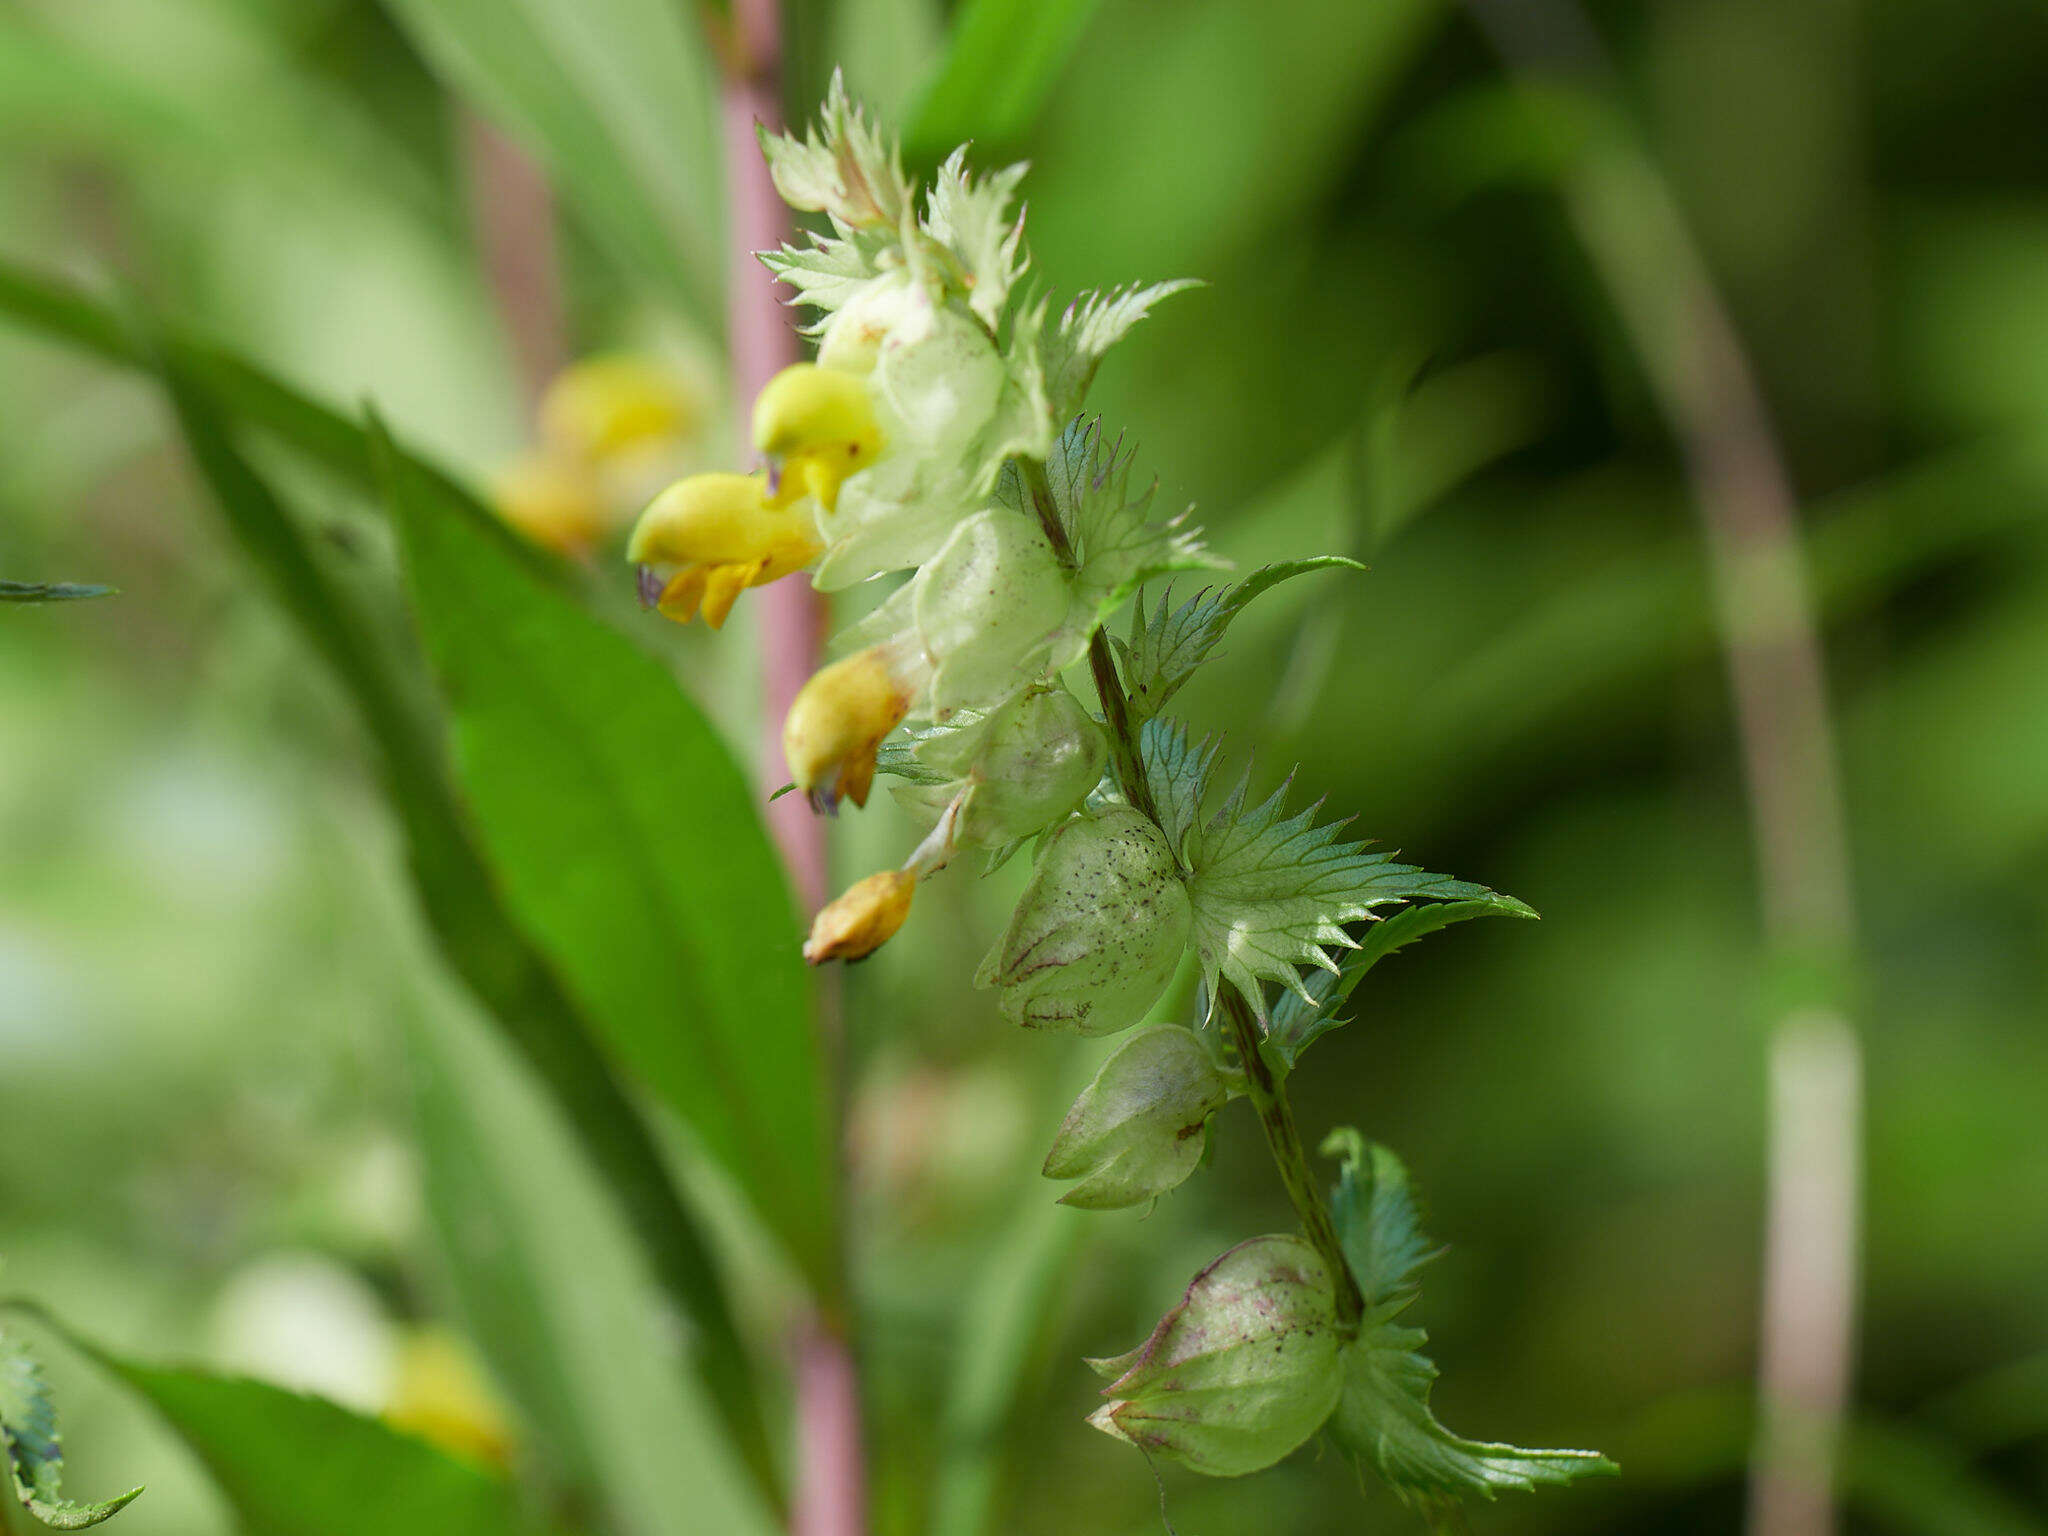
783,646,913,813
626,471,822,629
752,363,884,513
804,869,916,964
540,353,699,464
495,450,608,558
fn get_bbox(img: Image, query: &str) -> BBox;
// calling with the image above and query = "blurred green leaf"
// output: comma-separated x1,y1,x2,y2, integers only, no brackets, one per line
0,259,505,534
22,1311,536,1536
906,0,1101,158
932,1183,1088,1536
372,418,836,1299
407,998,780,1536
0,582,116,604
143,346,779,1506
378,0,726,328
1844,1419,2048,1536
0,1327,141,1530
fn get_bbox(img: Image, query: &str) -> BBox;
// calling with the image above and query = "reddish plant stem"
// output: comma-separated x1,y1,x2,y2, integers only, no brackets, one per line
459,113,568,415
1465,7,1863,1534
714,6,865,1535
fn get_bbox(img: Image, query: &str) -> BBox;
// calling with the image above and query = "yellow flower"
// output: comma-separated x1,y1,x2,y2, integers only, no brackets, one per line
804,869,916,964
383,1330,516,1470
626,471,822,628
494,450,608,557
752,363,884,513
539,353,699,465
783,645,914,812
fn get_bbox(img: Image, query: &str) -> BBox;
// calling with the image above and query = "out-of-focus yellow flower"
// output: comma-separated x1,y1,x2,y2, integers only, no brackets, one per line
384,1330,515,1470
804,869,916,964
627,471,821,628
495,450,608,558
539,352,700,465
752,362,884,513
783,645,914,812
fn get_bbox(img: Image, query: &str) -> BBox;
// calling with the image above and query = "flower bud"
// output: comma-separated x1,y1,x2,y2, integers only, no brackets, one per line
783,645,917,813
975,806,1190,1035
627,471,822,628
1042,1024,1230,1209
495,451,607,557
911,509,1069,716
804,869,915,964
752,362,885,512
539,353,698,465
1087,1235,1344,1476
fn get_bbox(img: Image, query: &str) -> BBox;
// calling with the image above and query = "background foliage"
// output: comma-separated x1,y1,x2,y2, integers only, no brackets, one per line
2,0,2046,1532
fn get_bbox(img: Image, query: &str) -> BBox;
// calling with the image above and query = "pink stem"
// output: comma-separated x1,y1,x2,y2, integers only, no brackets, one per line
1465,9,1862,1534
460,113,569,414
717,8,865,1535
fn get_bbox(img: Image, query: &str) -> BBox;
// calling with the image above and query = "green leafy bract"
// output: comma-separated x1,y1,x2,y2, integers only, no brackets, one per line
1117,556,1365,723
0,1328,140,1529
1321,1134,1616,1516
997,419,1225,672
1180,756,1527,1023
1138,717,1218,865
1042,280,1203,415
1266,899,1540,1070
924,149,1030,329
760,70,915,232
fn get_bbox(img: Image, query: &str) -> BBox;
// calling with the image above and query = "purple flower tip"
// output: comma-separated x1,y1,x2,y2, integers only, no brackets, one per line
636,565,663,609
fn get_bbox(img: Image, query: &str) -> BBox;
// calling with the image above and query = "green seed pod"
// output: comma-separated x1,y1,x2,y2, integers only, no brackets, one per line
868,303,1004,457
899,689,1106,849
1042,1024,1230,1209
1087,1235,1344,1476
911,509,1069,716
975,806,1190,1035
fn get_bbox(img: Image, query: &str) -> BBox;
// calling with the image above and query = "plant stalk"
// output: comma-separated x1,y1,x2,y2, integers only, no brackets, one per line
1018,455,1366,1332
1465,7,1864,1533
712,5,866,1532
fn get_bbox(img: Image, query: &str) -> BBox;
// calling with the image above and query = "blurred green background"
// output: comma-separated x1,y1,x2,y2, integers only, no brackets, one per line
3,0,2046,1533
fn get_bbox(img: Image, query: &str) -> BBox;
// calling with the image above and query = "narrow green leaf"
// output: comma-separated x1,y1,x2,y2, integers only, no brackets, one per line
0,258,511,545
380,0,725,327
407,1002,779,1536
146,350,778,1504
906,0,1103,157
372,417,836,1298
1267,899,1538,1070
0,582,115,604
21,1312,534,1536
932,1191,1087,1536
0,1327,140,1530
